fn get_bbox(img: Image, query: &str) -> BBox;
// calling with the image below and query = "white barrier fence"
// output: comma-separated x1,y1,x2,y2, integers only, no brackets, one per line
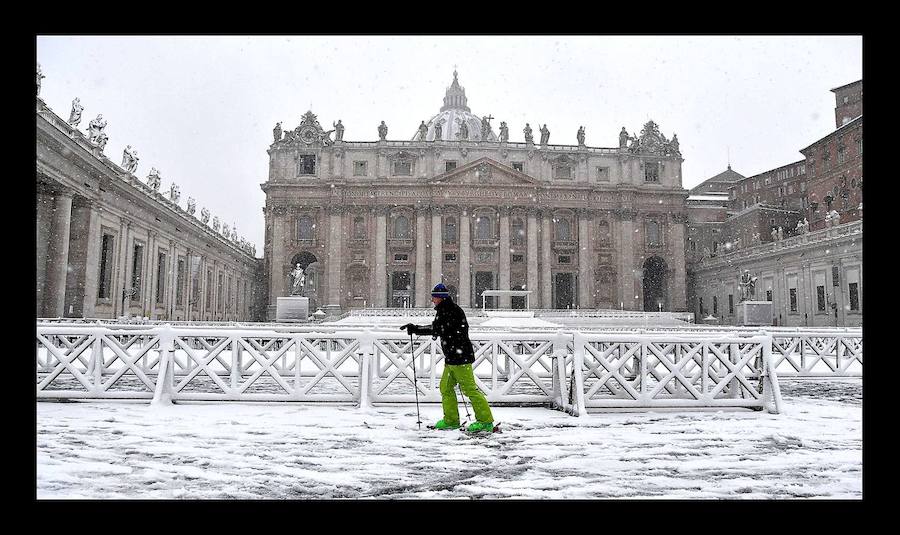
37,325,785,414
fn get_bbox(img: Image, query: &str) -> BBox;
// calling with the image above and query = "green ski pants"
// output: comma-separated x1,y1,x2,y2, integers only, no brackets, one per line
439,363,493,424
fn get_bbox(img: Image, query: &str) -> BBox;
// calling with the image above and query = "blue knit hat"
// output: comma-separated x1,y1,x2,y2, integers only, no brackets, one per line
431,283,450,298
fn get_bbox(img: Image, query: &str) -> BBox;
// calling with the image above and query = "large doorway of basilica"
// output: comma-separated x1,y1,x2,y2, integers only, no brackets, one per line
643,256,669,311
391,271,412,308
554,273,575,309
290,252,320,312
475,271,496,309
511,284,527,309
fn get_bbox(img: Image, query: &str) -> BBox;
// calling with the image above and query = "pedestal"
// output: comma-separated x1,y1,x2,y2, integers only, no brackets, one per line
737,301,773,326
276,296,310,322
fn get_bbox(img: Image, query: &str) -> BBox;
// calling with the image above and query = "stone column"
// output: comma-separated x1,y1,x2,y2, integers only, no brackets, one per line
431,206,443,287
618,209,636,310
269,207,287,305
46,190,74,318
114,218,132,318
541,211,552,309
670,214,688,311
326,206,344,315
499,208,511,308
577,209,593,309
185,249,193,320
527,209,539,308
199,256,207,319
36,191,54,316
458,208,471,307
374,208,387,307
415,207,428,307
146,231,157,318
81,201,103,318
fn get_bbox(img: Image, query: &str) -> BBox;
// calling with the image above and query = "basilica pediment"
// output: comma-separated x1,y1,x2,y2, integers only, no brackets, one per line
428,158,543,186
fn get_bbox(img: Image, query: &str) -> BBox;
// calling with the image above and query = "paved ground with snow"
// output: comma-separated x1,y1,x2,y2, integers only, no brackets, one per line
36,379,861,499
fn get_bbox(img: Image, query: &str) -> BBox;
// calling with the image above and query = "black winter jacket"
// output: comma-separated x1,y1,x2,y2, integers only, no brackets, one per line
410,298,476,365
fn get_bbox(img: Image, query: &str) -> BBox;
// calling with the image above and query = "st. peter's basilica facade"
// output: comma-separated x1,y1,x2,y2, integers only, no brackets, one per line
262,72,688,319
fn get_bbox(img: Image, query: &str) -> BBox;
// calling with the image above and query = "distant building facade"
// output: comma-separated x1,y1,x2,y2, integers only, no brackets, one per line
687,80,863,326
36,96,262,321
262,72,690,318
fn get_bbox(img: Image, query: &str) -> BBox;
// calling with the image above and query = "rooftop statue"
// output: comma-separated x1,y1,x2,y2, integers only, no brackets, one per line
619,127,629,148
523,123,533,144
37,63,45,96
333,120,344,141
417,120,428,141
273,121,282,143
68,98,83,127
499,121,509,143
576,126,585,145
200,207,210,224
87,114,107,144
186,197,196,216
378,121,388,140
540,124,550,145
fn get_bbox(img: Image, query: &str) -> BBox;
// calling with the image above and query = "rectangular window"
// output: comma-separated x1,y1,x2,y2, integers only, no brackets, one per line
217,273,224,313
190,257,201,305
849,283,859,311
558,255,571,264
98,233,115,299
156,252,167,304
176,257,186,306
857,138,862,155
444,253,457,262
817,285,826,312
353,161,368,176
297,155,316,175
838,147,846,164
728,294,734,314
790,288,798,312
554,166,572,180
698,297,704,315
596,166,609,182
713,296,718,316
393,160,412,176
206,270,213,309
644,162,659,183
512,254,524,263
766,290,772,302
512,162,524,172
445,161,457,172
131,242,144,300
393,253,409,263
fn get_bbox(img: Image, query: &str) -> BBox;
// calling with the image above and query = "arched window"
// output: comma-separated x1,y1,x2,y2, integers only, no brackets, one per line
393,215,410,239
297,216,314,240
647,221,660,246
511,217,525,244
476,215,493,240
443,217,457,244
556,218,571,241
597,220,610,244
353,217,366,239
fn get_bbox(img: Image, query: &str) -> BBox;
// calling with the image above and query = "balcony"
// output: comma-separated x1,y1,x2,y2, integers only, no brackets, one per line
294,238,318,248
387,238,414,250
552,240,578,252
473,239,499,249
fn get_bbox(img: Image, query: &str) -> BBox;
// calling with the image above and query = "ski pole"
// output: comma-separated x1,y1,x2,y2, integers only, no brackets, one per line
458,384,471,421
409,331,422,430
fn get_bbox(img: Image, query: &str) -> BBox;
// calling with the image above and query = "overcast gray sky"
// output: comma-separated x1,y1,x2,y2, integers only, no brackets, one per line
36,35,862,255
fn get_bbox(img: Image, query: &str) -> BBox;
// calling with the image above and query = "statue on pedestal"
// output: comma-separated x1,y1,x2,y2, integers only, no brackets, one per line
333,120,344,141
481,115,493,140
619,127,629,148
87,114,107,144
738,269,758,301
200,207,210,224
169,183,180,205
212,216,220,233
576,126,585,145
147,168,161,191
378,121,388,140
96,132,108,152
417,120,428,141
273,121,282,143
523,123,533,144
37,63,45,96
186,197,196,216
457,118,469,140
68,98,83,127
539,124,550,145
289,263,306,296
433,119,443,140
499,121,509,143
122,145,139,173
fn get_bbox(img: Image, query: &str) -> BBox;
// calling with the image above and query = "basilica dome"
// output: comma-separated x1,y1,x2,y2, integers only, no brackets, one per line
411,71,498,142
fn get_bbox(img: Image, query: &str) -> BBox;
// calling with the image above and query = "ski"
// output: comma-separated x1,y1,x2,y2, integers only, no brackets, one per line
461,422,502,435
426,420,468,431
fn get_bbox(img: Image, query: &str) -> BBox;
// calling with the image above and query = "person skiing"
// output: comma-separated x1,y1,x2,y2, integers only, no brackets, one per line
401,283,495,433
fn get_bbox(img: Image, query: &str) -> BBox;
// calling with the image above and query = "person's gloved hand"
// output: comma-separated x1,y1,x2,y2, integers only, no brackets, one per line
400,323,416,334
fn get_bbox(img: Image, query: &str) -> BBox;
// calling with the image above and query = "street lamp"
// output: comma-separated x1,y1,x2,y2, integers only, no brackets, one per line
121,286,137,319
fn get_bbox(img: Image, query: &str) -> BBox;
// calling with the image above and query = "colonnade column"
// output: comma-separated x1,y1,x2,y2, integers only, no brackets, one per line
458,209,471,307
541,211,552,309
46,189,74,318
577,209,593,309
326,205,344,315
374,208,387,307
670,213,687,311
618,209,636,310
527,209,539,308
36,191,54,316
498,208,511,308
269,206,287,306
431,207,443,288
415,207,429,307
